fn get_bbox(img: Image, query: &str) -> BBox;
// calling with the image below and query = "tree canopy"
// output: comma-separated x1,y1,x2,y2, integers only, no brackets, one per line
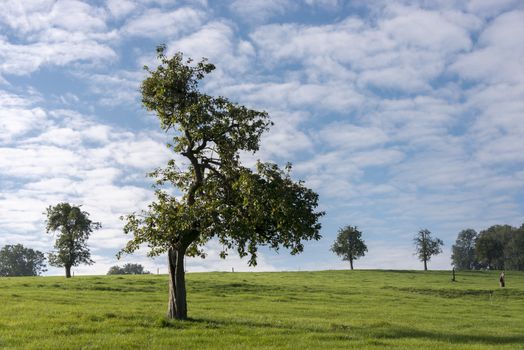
331,225,367,270
121,47,324,319
475,224,524,270
0,244,47,276
45,203,101,278
413,229,443,271
451,229,480,270
449,224,524,271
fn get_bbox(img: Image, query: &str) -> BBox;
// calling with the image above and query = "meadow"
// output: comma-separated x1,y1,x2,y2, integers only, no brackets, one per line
0,270,523,349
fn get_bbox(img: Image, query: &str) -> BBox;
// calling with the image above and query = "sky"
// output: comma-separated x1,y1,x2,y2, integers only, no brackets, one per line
1,0,523,276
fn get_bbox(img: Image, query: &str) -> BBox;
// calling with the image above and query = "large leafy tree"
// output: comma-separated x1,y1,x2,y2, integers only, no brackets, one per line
331,225,367,270
45,203,101,278
451,229,480,270
0,244,47,276
121,47,324,320
413,229,443,271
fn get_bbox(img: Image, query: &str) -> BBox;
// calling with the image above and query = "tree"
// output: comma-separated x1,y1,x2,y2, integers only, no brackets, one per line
45,203,101,278
0,244,47,276
475,225,508,270
413,229,443,271
451,229,480,270
107,265,125,275
107,263,150,275
505,224,524,270
120,47,324,320
331,225,367,270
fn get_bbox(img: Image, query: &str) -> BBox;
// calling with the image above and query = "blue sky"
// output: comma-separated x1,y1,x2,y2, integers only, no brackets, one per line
1,0,523,275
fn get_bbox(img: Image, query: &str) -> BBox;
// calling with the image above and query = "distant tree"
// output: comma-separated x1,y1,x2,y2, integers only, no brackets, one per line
413,229,443,271
331,225,367,270
475,225,509,270
120,47,324,320
45,203,101,278
505,224,524,270
0,244,47,276
107,265,125,275
107,263,150,275
451,229,480,270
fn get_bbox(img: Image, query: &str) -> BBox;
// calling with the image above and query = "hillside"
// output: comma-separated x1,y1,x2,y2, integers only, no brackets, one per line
1,270,523,349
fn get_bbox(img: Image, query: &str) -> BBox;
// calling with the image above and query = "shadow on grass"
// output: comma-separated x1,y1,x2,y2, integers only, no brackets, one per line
159,316,320,333
164,317,524,346
370,324,524,345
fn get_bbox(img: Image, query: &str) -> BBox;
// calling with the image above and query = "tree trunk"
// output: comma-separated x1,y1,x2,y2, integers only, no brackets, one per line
167,247,187,320
349,258,354,270
423,259,428,271
65,265,72,278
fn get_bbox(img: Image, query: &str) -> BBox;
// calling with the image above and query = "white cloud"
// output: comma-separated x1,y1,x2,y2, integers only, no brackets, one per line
466,0,523,18
0,0,117,78
229,0,293,23
0,91,48,142
220,81,364,113
450,10,524,84
168,21,256,77
121,7,205,38
0,34,117,77
380,5,473,53
49,0,108,32
259,111,313,159
106,0,137,19
0,0,108,34
317,123,389,150
304,0,341,9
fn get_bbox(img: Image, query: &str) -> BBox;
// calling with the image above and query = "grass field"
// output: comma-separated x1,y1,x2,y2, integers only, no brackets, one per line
0,270,523,349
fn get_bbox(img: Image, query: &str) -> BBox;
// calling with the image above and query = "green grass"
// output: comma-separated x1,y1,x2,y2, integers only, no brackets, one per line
1,270,523,349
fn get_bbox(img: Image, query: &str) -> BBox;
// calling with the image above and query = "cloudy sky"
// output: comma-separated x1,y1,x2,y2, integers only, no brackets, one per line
1,0,523,275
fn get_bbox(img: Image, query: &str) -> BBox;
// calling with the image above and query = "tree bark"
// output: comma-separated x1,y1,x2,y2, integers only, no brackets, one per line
167,247,187,320
423,259,428,271
65,265,72,278
349,258,354,270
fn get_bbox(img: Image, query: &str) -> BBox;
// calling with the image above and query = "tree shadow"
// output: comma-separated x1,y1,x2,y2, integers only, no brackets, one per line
180,317,524,345
366,324,524,345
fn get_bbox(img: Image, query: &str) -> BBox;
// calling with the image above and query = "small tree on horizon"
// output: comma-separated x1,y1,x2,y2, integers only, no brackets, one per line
107,263,150,275
331,225,367,270
45,203,101,278
414,229,443,271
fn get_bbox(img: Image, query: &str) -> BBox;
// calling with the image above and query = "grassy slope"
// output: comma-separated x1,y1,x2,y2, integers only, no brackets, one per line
0,270,523,349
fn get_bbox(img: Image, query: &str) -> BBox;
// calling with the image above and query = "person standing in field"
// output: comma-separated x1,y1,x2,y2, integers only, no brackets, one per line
499,271,505,288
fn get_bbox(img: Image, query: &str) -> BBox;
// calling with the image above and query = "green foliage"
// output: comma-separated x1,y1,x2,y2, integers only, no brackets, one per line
505,224,524,270
121,47,324,265
413,229,443,270
45,203,101,270
476,231,505,270
475,224,524,270
0,244,46,276
451,229,480,270
450,224,524,271
1,271,524,349
107,263,150,275
331,225,367,269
